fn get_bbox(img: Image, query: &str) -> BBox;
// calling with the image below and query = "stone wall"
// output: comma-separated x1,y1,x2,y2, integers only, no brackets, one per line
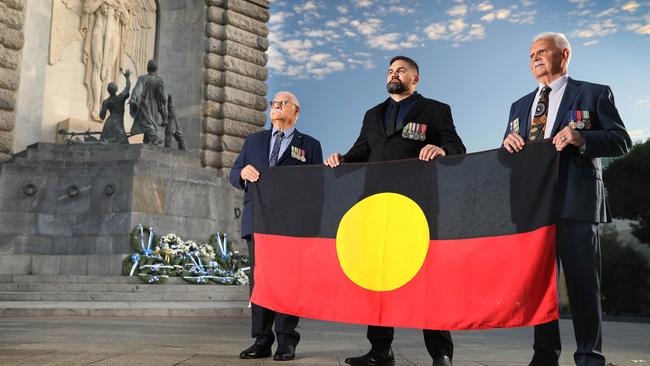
0,0,25,161
202,0,269,177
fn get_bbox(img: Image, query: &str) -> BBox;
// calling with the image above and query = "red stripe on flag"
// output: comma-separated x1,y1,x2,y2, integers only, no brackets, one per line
252,225,558,330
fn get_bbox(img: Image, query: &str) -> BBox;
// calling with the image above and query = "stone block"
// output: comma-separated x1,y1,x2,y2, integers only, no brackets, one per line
132,175,166,214
206,85,266,111
30,255,61,275
0,254,30,274
224,40,268,66
0,67,19,90
201,150,239,170
208,0,269,22
222,134,245,153
0,4,24,30
13,235,55,255
0,129,12,153
205,69,267,96
207,7,268,37
202,131,223,152
205,22,268,51
0,211,38,234
90,174,133,213
223,102,265,125
0,152,9,161
58,255,89,275
0,44,20,70
165,180,210,218
222,54,267,80
0,87,16,110
2,0,25,11
54,177,92,214
0,109,15,131
0,23,24,50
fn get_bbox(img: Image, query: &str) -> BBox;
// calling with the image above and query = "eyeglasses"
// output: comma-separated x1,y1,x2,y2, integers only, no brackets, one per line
269,99,291,108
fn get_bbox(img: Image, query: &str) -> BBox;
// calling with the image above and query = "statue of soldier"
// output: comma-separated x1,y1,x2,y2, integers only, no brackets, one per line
99,69,131,144
164,95,187,151
129,59,167,144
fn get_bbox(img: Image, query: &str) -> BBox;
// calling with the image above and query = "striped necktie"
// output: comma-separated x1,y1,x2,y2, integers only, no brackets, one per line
269,131,285,166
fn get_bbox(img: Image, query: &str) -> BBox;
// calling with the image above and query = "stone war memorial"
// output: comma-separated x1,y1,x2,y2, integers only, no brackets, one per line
0,0,270,316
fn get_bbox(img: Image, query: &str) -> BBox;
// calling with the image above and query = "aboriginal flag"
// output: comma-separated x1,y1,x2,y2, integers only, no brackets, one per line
250,141,559,330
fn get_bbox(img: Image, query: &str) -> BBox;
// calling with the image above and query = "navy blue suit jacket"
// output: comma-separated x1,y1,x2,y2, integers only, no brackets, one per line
506,77,631,223
229,128,323,238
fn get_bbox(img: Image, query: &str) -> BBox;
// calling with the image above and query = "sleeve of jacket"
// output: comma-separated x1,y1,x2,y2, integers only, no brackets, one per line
436,103,466,156
504,103,517,140
581,86,632,158
310,140,324,165
229,137,249,189
342,111,371,162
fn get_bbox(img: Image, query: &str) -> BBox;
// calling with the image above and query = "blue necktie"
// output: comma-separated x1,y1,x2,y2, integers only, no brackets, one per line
269,131,285,166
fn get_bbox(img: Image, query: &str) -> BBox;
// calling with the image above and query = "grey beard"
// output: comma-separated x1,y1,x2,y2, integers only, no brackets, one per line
386,80,405,94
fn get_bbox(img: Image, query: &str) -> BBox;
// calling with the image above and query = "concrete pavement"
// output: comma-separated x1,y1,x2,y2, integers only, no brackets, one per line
0,317,648,365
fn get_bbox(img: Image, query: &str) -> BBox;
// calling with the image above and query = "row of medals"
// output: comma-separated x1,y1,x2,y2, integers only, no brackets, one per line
402,122,427,141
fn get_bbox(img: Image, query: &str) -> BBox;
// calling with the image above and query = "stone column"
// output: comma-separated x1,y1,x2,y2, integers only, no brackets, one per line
0,0,25,162
202,0,269,177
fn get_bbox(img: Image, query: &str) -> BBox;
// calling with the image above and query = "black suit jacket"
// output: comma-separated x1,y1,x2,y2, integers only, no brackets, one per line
343,95,466,162
506,78,632,223
229,128,323,238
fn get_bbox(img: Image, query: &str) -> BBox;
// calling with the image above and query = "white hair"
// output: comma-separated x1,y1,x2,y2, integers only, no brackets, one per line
274,91,300,108
533,32,572,66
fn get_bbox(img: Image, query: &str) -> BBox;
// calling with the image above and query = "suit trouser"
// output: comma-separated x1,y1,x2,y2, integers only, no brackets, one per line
247,238,300,347
367,326,453,359
533,220,605,366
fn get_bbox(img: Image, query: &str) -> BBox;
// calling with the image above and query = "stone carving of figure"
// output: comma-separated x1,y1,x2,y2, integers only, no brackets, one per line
99,69,131,143
81,0,157,121
164,95,188,151
130,59,167,144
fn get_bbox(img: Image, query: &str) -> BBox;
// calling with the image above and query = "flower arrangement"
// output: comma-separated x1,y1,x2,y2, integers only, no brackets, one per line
122,225,250,285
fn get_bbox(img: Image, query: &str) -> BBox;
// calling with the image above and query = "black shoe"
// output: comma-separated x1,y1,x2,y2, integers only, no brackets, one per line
528,352,559,366
273,344,296,361
432,355,452,366
239,342,272,359
344,348,395,366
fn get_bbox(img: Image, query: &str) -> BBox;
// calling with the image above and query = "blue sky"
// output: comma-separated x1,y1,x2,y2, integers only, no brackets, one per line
265,0,650,155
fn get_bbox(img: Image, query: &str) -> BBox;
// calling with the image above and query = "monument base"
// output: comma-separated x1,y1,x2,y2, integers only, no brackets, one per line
0,143,243,275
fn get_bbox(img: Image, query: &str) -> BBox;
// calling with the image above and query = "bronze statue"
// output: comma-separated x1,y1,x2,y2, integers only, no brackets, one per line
164,95,187,151
129,59,167,144
99,69,131,144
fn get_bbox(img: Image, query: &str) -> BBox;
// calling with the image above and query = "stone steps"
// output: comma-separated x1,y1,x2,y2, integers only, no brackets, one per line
0,301,250,317
0,275,251,317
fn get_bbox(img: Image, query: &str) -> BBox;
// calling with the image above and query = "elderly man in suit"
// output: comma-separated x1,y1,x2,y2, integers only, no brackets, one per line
230,91,323,361
502,32,631,366
326,56,465,366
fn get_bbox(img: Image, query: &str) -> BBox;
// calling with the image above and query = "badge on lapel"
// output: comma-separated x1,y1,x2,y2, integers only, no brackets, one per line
401,122,427,141
567,110,592,130
510,118,520,134
291,146,306,162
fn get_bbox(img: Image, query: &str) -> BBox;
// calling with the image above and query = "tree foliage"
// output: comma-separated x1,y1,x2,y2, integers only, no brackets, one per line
603,139,650,244
601,224,650,315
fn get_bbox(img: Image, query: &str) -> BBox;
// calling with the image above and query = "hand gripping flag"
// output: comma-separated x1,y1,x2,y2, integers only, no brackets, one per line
250,141,559,330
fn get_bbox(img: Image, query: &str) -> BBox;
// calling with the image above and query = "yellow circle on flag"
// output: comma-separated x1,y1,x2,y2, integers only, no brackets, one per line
336,193,430,292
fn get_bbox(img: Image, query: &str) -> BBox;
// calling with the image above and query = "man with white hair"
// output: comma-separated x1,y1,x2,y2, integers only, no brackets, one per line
502,32,631,366
230,91,323,361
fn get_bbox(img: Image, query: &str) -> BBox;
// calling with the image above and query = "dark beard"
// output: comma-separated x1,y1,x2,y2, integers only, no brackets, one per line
386,79,406,94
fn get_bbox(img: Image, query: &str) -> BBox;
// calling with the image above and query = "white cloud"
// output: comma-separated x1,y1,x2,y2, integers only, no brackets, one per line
449,18,467,35
627,22,650,34
310,53,330,63
353,0,374,8
509,9,536,24
350,18,383,36
482,9,512,22
294,0,317,13
582,40,599,46
597,8,618,17
568,0,591,9
635,97,650,108
476,1,494,12
622,1,640,12
337,5,349,14
572,19,618,38
447,4,468,17
424,23,447,40
280,38,314,62
465,24,486,40
628,129,649,141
